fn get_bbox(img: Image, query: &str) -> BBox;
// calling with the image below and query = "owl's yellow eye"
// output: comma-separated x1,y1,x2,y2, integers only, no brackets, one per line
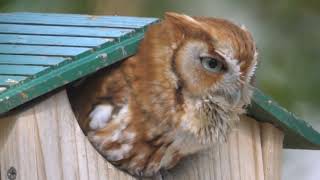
200,56,225,73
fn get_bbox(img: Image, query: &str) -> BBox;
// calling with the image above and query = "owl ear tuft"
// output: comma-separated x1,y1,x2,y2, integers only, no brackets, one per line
164,12,201,30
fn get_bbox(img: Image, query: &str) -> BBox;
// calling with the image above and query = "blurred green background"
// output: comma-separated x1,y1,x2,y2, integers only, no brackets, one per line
1,0,319,179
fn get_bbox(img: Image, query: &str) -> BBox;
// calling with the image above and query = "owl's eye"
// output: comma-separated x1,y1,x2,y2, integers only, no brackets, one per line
200,56,225,73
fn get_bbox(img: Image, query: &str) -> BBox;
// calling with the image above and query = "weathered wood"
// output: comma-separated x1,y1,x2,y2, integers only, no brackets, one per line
0,34,112,48
0,75,27,86
0,64,47,76
0,44,90,56
0,55,65,66
163,116,265,180
0,90,284,180
260,123,284,180
0,90,134,180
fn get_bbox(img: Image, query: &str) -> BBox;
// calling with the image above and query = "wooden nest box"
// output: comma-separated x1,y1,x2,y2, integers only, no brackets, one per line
0,13,319,180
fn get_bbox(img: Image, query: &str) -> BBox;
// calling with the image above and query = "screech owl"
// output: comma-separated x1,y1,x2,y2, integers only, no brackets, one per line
69,12,257,177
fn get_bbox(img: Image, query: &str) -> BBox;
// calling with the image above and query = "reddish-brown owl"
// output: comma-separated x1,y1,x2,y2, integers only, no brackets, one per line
69,12,258,177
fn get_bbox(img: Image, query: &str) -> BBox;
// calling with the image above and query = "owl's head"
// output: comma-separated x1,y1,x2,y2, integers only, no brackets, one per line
134,12,258,143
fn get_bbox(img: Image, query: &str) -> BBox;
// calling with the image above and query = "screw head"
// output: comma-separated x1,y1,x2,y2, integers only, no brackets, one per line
7,167,17,180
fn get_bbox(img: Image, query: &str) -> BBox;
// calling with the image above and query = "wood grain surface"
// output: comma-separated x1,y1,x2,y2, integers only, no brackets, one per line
0,90,283,180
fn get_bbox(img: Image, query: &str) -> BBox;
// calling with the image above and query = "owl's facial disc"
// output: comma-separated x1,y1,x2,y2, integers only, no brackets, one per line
159,13,257,143
176,40,253,144
175,40,244,102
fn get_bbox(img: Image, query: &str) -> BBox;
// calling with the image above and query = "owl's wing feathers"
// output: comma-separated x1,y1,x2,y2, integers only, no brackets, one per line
68,63,129,132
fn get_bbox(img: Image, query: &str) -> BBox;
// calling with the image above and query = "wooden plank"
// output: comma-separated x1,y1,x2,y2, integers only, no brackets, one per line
260,123,284,180
0,55,66,66
0,34,113,47
0,75,27,86
0,44,91,56
0,24,134,38
0,13,157,28
163,116,265,180
0,90,135,180
0,109,40,180
237,116,264,180
0,65,47,76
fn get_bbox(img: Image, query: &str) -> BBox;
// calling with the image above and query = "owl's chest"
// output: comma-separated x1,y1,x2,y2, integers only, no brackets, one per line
118,127,208,175
159,129,209,169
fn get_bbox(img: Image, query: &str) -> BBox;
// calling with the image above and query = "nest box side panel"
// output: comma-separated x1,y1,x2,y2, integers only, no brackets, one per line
260,123,284,180
0,90,135,180
0,89,284,180
163,116,266,180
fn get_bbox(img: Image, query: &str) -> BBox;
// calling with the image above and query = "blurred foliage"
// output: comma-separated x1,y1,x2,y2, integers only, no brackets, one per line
0,0,319,113
250,0,320,110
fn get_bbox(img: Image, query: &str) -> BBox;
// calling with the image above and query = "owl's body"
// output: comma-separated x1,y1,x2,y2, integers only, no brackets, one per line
69,12,257,177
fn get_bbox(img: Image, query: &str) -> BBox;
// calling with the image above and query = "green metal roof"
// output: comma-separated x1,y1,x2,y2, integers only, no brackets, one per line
248,89,320,149
0,12,158,113
0,12,319,150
